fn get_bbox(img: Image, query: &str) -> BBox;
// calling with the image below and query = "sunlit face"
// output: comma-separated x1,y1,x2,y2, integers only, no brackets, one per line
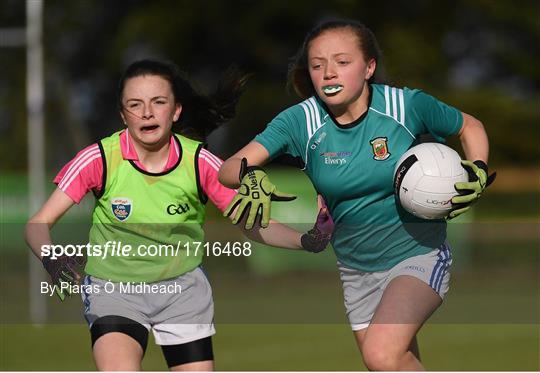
120,75,181,147
308,28,376,111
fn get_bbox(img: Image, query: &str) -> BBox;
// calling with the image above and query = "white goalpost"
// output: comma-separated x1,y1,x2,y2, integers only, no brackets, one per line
1,0,48,324
26,0,47,324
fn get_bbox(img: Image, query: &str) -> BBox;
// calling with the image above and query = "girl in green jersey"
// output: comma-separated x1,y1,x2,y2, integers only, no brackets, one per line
219,19,495,370
26,59,333,371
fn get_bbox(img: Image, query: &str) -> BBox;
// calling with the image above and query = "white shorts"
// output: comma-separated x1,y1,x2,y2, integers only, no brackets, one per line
339,242,452,331
81,266,215,345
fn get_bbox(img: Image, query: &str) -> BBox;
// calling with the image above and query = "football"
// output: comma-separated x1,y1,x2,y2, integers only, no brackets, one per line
393,143,468,220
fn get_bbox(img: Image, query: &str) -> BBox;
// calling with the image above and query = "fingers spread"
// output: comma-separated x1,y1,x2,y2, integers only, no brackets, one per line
224,196,242,218
231,199,250,225
245,202,261,230
261,201,270,228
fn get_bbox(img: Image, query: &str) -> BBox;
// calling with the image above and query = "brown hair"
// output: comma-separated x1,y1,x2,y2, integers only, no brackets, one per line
287,19,382,99
118,59,249,141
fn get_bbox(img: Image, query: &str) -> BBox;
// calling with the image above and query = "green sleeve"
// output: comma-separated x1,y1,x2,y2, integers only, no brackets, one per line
254,107,305,160
408,90,463,141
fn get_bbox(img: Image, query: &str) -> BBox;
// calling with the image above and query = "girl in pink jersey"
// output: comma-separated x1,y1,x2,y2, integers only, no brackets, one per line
25,59,333,371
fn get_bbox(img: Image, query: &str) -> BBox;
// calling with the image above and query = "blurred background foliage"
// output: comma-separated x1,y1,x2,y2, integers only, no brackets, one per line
1,0,539,172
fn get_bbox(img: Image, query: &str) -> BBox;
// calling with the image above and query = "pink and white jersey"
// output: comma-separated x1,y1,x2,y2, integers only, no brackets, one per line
54,130,236,211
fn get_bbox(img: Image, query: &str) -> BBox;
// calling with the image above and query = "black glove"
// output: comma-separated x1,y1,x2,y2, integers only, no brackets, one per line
301,197,334,253
42,255,86,301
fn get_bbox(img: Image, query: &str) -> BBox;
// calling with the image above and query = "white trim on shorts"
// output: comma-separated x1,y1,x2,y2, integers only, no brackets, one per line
152,323,216,345
351,323,370,331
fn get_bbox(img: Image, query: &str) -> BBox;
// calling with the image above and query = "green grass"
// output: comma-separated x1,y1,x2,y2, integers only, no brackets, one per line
2,171,539,370
1,257,539,370
1,324,538,370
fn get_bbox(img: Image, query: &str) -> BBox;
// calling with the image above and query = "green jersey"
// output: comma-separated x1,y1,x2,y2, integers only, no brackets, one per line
87,131,206,282
255,84,463,271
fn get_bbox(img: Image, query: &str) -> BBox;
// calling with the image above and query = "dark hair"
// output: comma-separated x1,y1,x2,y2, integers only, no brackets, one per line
117,59,249,141
287,18,382,99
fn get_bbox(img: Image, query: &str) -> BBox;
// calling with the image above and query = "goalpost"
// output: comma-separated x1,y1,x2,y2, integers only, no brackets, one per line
26,0,47,325
1,0,47,324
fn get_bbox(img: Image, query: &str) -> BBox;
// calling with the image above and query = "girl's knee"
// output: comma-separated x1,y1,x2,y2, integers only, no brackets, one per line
362,339,401,371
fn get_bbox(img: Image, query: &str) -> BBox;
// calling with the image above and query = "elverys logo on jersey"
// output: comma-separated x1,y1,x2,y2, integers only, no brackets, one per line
320,151,352,165
370,137,390,161
111,197,132,222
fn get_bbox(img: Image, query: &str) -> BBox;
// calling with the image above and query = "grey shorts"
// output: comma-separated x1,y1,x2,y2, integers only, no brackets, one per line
339,242,452,331
81,266,215,345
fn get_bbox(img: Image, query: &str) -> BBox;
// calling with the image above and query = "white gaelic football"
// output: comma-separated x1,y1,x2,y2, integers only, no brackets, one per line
393,143,468,220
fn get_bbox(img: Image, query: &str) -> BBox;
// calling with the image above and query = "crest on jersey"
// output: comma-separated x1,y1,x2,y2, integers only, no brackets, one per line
111,197,132,222
370,137,390,161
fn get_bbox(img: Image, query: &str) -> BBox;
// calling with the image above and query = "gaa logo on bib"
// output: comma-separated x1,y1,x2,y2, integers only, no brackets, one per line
370,137,390,161
111,197,132,222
